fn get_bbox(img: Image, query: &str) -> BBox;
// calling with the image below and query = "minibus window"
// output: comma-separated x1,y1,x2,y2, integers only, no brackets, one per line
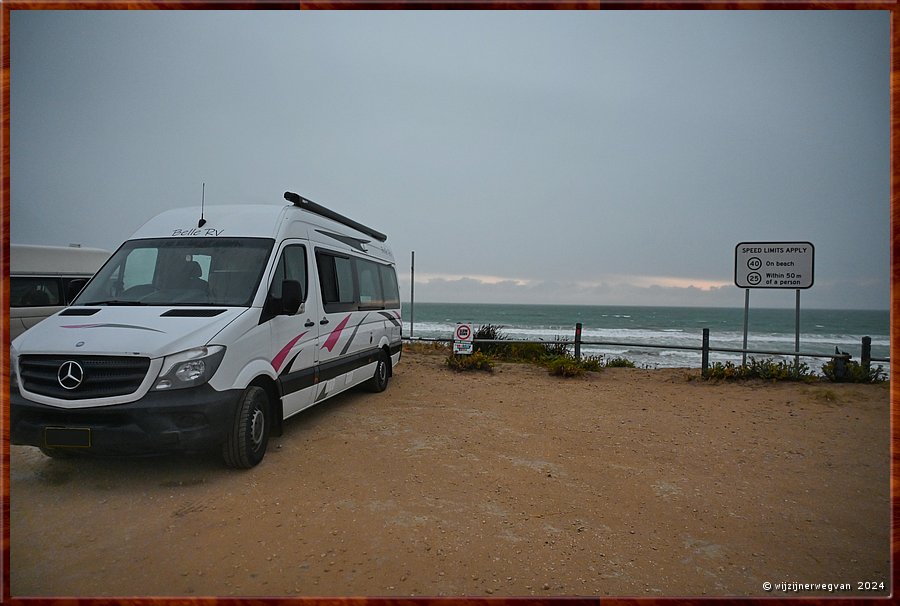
122,248,158,291
316,251,357,313
10,277,62,307
379,265,401,308
76,237,273,307
335,257,355,303
356,259,383,309
269,245,307,301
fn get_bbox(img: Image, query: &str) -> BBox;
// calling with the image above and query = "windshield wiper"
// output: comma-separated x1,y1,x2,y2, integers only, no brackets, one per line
80,300,147,306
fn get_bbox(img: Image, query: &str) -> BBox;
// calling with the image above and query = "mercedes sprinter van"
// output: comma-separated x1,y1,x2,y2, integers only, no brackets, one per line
11,192,402,468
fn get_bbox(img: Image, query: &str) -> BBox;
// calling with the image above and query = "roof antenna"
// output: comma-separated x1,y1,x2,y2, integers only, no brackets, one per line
198,183,207,228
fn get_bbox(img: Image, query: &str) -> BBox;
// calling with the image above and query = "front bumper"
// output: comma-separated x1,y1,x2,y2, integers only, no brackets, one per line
10,384,243,456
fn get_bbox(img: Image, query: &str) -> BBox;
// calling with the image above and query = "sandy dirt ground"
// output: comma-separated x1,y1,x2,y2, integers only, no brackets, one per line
8,349,891,598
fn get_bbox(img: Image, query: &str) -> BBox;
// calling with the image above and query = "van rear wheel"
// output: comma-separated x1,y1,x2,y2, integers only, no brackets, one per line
223,386,270,469
367,350,390,393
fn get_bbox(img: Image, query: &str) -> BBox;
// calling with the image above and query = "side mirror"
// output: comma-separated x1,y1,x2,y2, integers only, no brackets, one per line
281,280,303,315
66,278,89,304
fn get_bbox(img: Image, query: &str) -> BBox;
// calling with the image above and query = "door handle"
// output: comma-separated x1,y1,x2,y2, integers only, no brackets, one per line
320,318,330,325
305,320,315,328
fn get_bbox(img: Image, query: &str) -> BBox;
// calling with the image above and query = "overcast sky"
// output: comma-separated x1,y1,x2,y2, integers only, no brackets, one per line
10,10,890,309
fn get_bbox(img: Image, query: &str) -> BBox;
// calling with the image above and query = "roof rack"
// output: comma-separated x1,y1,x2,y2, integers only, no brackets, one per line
284,191,387,242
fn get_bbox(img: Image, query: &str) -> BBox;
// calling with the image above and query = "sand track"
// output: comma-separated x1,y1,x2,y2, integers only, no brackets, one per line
9,350,891,597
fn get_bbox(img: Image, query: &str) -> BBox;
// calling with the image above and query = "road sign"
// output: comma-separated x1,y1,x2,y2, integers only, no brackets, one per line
734,242,814,289
453,323,473,355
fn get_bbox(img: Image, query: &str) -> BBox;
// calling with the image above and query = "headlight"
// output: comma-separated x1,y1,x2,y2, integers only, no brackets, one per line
153,346,226,391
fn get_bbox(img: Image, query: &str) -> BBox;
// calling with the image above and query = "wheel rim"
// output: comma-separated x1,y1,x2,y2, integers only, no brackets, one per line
250,407,265,451
378,359,387,383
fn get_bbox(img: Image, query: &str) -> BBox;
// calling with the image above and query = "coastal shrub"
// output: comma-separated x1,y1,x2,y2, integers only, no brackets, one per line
505,342,551,362
547,356,584,378
473,324,507,357
705,361,743,381
579,355,605,372
748,357,814,381
604,356,636,369
821,359,886,383
705,357,815,382
542,336,572,359
446,351,494,373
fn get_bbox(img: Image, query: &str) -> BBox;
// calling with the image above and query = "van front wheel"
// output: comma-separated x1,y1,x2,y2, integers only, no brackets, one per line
223,386,270,469
367,350,390,393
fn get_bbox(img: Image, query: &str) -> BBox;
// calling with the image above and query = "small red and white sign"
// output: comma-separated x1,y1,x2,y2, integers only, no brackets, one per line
453,323,473,355
455,324,473,341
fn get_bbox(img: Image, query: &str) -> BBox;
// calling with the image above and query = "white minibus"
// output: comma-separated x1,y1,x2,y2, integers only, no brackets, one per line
11,192,402,468
10,244,110,340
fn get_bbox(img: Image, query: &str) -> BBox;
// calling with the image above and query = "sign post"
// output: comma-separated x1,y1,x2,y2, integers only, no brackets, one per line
453,323,474,355
734,242,814,371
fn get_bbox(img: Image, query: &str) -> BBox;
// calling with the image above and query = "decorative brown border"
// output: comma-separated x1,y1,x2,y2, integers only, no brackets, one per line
0,2,896,605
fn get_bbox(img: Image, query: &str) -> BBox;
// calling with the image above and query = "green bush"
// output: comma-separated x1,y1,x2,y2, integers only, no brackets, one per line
446,351,494,373
604,356,636,368
821,359,886,383
547,356,584,378
579,355,605,372
705,357,815,382
541,337,572,359
473,324,507,356
505,342,552,362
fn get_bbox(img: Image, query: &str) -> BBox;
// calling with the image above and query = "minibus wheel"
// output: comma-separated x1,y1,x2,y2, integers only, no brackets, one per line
366,350,390,393
39,446,76,459
223,385,270,469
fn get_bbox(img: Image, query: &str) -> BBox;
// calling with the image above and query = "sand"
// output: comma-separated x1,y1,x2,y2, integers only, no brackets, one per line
7,348,891,597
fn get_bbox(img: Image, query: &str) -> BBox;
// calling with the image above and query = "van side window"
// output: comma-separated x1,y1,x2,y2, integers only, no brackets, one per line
379,265,401,308
356,259,383,309
316,251,357,313
269,245,308,301
11,277,62,307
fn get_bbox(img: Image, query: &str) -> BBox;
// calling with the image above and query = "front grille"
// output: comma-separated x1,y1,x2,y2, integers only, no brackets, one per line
19,355,151,400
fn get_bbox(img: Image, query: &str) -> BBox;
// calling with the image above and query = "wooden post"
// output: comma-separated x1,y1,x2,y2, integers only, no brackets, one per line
861,336,872,371
701,328,710,378
574,323,582,362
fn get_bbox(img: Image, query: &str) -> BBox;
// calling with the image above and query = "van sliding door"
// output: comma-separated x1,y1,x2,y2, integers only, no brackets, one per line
314,250,378,400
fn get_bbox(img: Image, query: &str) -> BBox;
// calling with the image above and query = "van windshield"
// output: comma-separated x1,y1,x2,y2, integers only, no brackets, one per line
75,237,274,307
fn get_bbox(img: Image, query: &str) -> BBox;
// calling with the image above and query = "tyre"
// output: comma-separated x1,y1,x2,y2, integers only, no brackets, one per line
39,446,76,459
366,350,390,393
223,385,270,469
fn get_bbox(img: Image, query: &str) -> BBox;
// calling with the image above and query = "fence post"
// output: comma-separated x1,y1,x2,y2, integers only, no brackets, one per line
701,328,710,378
861,336,872,371
574,323,582,362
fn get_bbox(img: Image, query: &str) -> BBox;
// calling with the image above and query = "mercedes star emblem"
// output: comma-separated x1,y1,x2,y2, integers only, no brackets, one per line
57,361,85,390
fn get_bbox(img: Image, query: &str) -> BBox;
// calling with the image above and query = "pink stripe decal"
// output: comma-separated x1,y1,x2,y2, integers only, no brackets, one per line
321,315,351,353
61,323,164,333
272,331,308,372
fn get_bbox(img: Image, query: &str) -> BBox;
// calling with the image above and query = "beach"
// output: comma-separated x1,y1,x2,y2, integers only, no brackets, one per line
8,348,891,597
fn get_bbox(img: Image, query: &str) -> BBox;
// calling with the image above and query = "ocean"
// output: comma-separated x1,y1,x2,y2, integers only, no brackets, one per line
401,302,890,373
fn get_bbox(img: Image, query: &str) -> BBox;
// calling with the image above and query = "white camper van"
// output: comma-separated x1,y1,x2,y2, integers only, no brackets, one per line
11,192,402,468
10,244,110,340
